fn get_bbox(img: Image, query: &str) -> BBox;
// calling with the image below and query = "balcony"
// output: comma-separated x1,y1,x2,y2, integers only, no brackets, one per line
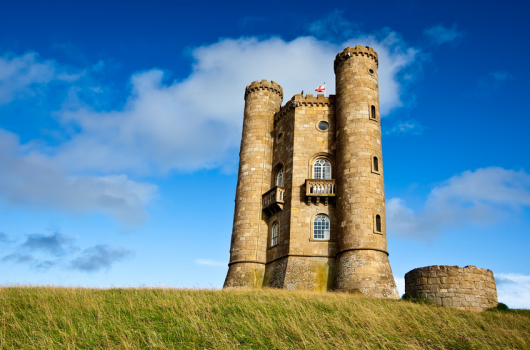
305,179,336,206
262,186,285,215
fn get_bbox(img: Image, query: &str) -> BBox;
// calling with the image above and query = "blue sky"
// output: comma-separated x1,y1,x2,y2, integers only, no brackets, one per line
0,0,529,308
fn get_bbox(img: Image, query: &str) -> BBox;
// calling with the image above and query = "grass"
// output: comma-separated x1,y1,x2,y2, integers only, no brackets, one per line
0,287,528,349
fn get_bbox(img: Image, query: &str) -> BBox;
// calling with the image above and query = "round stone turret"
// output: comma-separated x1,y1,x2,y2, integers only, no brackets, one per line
405,265,498,311
332,46,399,298
224,79,283,288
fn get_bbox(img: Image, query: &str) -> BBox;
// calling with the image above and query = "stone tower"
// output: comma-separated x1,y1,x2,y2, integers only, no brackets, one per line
224,80,283,288
224,46,398,299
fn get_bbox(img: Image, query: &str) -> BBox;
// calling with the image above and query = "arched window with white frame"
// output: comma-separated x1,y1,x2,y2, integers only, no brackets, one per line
313,214,330,240
271,221,279,246
276,167,284,187
313,159,331,179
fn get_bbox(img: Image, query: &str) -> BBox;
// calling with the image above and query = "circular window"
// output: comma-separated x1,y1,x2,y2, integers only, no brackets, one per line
369,69,374,74
277,133,283,142
317,121,329,131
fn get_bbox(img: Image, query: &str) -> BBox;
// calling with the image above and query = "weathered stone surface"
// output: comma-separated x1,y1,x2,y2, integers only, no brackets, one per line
224,47,398,299
405,265,498,311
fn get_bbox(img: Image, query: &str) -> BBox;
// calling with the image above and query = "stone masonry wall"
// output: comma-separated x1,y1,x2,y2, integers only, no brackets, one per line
405,265,498,311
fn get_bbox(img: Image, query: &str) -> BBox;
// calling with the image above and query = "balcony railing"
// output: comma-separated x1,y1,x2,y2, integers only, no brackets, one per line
262,186,285,215
305,179,336,205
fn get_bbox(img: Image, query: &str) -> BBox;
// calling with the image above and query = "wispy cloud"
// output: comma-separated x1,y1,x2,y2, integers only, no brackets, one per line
70,245,133,272
386,120,425,135
0,52,82,105
1,232,133,273
468,70,512,98
307,10,358,41
424,24,463,45
21,232,74,256
387,167,530,240
195,259,226,267
495,273,530,309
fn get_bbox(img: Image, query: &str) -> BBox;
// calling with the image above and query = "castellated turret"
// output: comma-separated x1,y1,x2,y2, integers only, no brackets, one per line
224,47,399,299
224,80,283,288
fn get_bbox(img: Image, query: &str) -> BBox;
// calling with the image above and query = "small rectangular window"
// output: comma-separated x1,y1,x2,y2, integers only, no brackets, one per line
370,105,377,121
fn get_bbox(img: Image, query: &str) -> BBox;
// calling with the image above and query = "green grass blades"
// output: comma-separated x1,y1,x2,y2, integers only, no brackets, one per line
0,287,528,349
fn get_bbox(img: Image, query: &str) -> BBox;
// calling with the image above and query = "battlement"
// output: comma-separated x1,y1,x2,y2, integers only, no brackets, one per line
244,79,283,100
334,45,378,73
274,94,335,123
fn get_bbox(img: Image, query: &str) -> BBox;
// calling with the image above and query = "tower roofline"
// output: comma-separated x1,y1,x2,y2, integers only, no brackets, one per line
334,45,379,73
274,94,336,124
245,79,283,100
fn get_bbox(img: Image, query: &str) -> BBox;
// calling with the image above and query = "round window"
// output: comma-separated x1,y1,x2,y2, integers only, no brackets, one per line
317,121,329,131
369,69,374,74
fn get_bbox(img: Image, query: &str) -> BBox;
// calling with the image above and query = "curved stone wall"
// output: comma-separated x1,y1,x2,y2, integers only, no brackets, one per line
405,265,498,311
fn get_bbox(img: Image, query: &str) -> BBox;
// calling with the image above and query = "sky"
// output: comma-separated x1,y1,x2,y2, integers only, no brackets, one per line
0,0,529,308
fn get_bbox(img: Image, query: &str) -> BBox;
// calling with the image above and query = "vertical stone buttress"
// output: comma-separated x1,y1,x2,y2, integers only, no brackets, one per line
224,80,283,288
332,46,399,298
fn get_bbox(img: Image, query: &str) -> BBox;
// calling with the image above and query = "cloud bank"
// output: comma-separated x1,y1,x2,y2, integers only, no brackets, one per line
0,30,419,221
0,129,157,224
387,167,530,240
55,34,418,175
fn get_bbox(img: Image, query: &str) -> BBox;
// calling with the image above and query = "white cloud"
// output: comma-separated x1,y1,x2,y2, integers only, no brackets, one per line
0,52,81,104
424,24,463,45
386,120,425,135
495,273,530,309
195,259,226,267
0,129,157,224
53,34,418,174
308,10,358,40
0,31,419,220
387,167,530,239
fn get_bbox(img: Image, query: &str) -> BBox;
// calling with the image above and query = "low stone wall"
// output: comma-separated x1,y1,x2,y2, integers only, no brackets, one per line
405,265,497,311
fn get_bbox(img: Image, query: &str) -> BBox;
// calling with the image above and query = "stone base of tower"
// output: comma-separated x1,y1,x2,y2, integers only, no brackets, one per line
332,250,399,299
223,262,265,289
263,256,335,291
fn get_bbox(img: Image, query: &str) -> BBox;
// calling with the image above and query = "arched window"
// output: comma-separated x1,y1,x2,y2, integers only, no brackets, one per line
313,214,330,240
276,168,284,187
313,159,331,179
371,105,377,120
271,221,279,246
373,156,379,172
375,214,382,233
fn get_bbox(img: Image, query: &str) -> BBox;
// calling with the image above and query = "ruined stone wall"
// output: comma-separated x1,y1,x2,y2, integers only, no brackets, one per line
405,265,498,311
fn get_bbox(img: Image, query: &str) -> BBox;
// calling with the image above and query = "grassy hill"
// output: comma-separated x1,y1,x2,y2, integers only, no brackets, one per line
0,287,528,349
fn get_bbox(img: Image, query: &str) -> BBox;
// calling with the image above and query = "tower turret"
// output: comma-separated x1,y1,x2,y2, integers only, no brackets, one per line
224,80,283,288
332,46,399,298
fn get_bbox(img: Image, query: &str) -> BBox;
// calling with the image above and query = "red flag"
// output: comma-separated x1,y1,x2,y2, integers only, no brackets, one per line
315,85,325,92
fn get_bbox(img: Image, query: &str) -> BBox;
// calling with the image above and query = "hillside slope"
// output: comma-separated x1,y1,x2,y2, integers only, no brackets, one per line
0,287,528,349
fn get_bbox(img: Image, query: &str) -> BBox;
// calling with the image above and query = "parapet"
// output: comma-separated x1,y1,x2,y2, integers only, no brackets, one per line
334,45,378,73
275,94,335,123
405,265,498,311
244,79,283,100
